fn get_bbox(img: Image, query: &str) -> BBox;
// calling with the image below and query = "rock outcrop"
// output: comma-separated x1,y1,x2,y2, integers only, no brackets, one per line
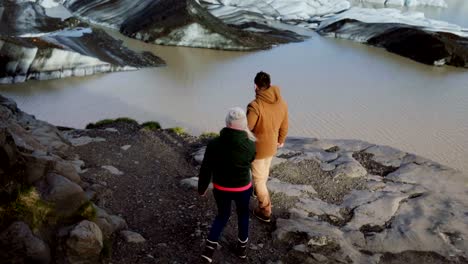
189,137,468,263
62,0,305,50
317,8,468,67
0,95,127,263
0,1,164,84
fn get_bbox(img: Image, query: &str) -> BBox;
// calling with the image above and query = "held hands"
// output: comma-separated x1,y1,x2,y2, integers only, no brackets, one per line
277,142,284,148
199,190,207,197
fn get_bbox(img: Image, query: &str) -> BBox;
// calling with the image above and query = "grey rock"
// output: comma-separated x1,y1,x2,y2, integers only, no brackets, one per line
292,244,307,252
70,159,86,173
180,177,213,190
249,244,259,250
109,215,128,231
68,136,106,147
366,180,386,191
120,230,146,243
305,151,338,163
101,165,123,175
333,160,367,178
53,160,81,183
23,152,56,184
268,178,317,197
45,173,87,212
320,162,336,172
0,222,51,264
66,220,103,264
295,197,342,219
271,156,287,167
311,253,328,262
6,123,44,152
192,147,206,164
325,139,374,152
345,192,409,230
93,205,127,238
85,190,96,200
307,235,335,247
365,145,407,168
121,145,131,151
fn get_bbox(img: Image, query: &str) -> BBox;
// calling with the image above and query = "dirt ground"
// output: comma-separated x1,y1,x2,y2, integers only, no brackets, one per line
71,122,291,264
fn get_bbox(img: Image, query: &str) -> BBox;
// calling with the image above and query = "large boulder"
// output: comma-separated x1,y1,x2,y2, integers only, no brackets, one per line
44,173,87,213
66,220,103,264
0,221,51,264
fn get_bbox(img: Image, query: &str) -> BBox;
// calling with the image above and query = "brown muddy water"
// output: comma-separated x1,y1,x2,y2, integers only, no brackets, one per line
1,2,468,174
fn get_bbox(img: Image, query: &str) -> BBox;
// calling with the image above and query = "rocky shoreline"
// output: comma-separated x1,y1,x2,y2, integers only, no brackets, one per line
1,95,467,263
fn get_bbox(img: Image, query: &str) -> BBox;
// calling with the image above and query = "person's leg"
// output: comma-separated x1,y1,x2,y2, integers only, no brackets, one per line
207,189,232,242
234,187,253,241
251,157,273,218
234,187,253,258
202,190,232,262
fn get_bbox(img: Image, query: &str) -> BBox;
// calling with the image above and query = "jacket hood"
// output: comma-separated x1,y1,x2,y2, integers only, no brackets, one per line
256,85,281,104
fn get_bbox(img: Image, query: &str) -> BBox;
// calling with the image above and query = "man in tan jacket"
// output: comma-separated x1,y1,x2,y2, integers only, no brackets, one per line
247,71,288,222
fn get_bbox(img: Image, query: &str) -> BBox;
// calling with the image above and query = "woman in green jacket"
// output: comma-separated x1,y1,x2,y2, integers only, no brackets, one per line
198,107,256,263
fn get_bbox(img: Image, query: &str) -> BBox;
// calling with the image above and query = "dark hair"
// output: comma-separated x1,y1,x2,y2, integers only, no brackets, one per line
254,71,271,89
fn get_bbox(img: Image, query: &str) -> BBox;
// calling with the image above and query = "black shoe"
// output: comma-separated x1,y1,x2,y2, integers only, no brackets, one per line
236,238,248,259
201,240,218,263
253,208,271,223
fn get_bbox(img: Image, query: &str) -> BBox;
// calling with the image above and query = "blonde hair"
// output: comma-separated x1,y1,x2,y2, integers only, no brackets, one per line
225,107,256,141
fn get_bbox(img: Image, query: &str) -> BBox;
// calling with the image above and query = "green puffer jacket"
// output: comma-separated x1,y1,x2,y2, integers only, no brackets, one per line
198,127,256,194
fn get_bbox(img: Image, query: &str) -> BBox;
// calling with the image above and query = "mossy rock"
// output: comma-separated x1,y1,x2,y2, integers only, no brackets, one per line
141,121,161,131
0,186,54,231
168,127,188,136
76,201,97,221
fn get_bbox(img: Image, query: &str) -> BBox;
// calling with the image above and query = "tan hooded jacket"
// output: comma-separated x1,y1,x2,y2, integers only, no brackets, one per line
247,85,288,159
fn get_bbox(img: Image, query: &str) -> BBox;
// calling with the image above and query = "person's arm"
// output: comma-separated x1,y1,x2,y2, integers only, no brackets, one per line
249,140,256,163
247,103,259,131
278,108,289,146
198,144,213,195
